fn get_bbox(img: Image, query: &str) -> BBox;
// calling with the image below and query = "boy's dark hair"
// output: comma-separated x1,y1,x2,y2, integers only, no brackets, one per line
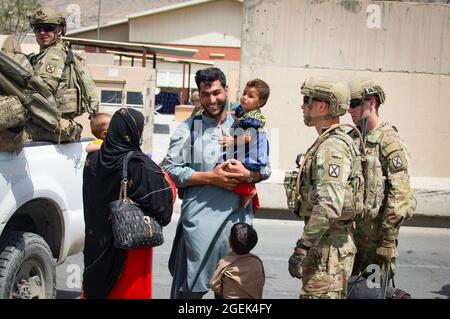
230,222,258,255
195,67,227,90
246,78,270,107
90,112,111,139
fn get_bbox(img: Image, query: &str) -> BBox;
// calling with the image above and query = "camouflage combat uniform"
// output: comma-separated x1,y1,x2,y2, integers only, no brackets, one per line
351,121,417,278
27,39,82,142
30,40,68,93
297,126,363,299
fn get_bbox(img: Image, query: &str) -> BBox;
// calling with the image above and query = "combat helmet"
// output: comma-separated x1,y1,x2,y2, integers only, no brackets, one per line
301,76,350,117
29,7,66,33
348,77,386,105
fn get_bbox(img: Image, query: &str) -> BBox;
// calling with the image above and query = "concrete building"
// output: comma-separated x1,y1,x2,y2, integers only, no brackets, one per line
67,0,243,104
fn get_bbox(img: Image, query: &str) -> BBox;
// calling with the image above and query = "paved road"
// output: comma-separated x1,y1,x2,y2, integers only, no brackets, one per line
56,215,450,299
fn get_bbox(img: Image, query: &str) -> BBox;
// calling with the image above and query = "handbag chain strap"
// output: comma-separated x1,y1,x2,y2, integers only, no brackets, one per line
118,151,154,233
119,178,128,200
119,151,135,202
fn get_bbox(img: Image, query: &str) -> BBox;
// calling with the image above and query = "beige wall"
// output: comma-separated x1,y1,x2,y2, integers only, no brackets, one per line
240,0,450,183
129,0,242,47
68,23,129,42
242,0,450,74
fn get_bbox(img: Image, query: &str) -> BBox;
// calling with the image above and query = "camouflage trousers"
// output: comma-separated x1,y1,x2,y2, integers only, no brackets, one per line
300,230,356,299
352,220,397,281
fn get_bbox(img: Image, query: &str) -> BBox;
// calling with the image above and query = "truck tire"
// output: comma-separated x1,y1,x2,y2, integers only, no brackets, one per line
0,231,56,299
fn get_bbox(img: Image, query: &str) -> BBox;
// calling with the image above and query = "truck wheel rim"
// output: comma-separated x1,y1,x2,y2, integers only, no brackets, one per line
12,259,46,299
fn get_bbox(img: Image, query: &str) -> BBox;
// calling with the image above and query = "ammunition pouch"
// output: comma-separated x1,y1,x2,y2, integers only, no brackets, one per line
23,92,60,132
55,88,78,115
0,95,26,131
64,48,99,117
342,174,364,221
27,118,82,143
283,169,300,214
361,152,385,220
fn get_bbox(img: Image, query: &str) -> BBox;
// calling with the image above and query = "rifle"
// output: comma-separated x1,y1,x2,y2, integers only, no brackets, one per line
379,257,391,299
360,116,368,141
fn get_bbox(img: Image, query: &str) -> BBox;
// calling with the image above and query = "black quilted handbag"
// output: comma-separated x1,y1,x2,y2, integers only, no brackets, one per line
110,151,164,249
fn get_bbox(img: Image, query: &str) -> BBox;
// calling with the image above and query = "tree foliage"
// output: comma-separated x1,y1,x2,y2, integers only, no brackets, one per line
0,0,39,43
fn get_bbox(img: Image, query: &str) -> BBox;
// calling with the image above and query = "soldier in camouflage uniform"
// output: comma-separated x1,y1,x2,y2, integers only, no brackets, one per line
348,78,416,281
288,77,364,299
27,7,98,142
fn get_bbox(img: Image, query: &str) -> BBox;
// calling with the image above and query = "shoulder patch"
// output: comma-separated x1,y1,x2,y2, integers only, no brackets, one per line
328,164,340,178
45,63,56,74
392,155,403,169
388,150,408,172
315,144,350,183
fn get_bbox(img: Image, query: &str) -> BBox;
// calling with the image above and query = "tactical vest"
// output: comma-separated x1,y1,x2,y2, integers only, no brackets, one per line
29,42,98,119
358,121,415,221
357,123,390,220
59,46,99,117
293,125,364,222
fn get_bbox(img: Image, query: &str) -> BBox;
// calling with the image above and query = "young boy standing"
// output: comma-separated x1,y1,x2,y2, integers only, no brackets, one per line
209,222,265,299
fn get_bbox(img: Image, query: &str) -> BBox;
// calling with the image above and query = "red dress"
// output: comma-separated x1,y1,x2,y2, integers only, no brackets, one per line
108,172,175,299
108,248,153,299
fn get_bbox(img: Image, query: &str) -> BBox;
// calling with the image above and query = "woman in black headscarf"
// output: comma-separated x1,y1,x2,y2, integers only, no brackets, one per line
82,108,174,299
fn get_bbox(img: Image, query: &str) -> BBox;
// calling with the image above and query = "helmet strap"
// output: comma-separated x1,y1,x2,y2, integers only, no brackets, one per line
304,114,335,126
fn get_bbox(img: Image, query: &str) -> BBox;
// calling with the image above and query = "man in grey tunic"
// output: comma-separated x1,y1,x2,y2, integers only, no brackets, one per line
163,68,271,299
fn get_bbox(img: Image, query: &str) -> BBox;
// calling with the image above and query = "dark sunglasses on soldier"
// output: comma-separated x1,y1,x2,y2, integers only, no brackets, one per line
303,96,310,104
32,24,58,33
350,97,372,109
349,98,362,109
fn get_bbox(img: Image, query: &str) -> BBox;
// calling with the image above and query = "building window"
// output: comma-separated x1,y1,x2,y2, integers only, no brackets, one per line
126,91,144,108
101,90,122,107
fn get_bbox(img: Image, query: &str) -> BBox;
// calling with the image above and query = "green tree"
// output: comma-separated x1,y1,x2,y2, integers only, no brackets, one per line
0,0,39,43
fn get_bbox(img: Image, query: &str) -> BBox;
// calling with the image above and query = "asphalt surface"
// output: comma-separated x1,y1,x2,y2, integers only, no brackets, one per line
56,213,450,299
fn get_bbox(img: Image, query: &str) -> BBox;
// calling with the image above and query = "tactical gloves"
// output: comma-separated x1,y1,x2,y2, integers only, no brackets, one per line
376,238,396,260
288,239,310,279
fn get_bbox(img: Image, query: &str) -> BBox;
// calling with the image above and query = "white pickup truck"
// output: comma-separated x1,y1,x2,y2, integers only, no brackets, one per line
0,139,90,299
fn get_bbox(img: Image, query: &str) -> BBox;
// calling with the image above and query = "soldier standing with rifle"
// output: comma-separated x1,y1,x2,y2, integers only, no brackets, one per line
348,78,417,287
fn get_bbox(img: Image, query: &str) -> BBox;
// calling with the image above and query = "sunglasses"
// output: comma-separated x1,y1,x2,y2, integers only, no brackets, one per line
303,96,328,105
303,96,310,104
32,24,58,33
350,98,362,109
350,97,372,109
